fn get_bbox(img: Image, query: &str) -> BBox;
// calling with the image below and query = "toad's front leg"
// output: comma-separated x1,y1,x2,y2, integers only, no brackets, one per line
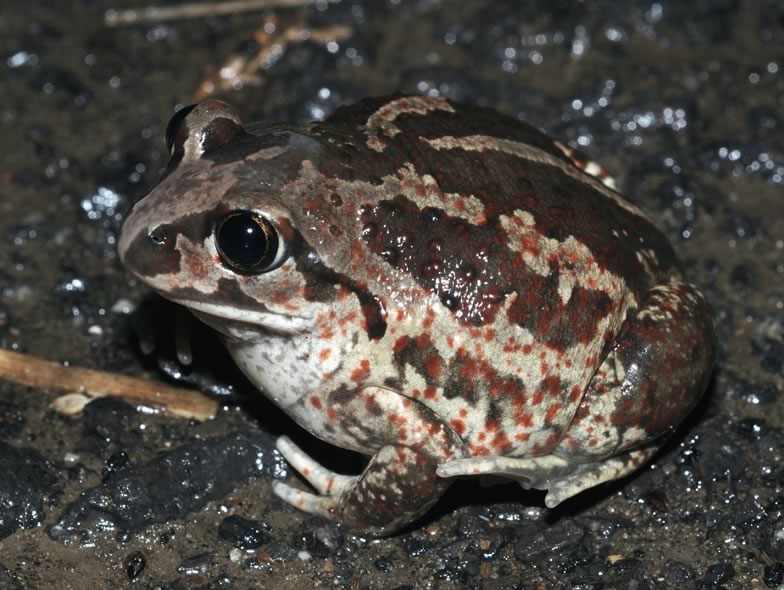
273,386,466,535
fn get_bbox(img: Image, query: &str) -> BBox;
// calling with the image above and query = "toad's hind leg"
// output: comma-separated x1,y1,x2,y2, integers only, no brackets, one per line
439,281,715,507
273,386,466,535
438,444,659,508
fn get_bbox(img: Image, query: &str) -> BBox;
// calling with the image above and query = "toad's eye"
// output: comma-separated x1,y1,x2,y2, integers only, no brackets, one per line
214,211,288,274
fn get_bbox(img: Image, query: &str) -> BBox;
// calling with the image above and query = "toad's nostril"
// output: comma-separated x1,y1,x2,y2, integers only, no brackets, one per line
149,226,168,246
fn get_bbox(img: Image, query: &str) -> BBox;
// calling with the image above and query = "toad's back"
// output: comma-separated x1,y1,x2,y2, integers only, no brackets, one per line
311,95,682,313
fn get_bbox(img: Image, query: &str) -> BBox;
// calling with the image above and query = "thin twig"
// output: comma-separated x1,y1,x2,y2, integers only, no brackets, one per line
0,348,218,421
105,0,326,27
194,17,351,99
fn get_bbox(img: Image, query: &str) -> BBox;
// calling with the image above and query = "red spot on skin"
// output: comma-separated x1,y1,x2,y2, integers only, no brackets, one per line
468,444,490,456
271,291,291,305
486,418,499,431
459,408,467,418
394,335,410,353
364,393,376,411
545,403,561,425
569,400,591,424
532,391,544,406
491,431,511,452
327,408,337,421
396,447,407,463
447,335,455,348
424,354,444,380
545,432,560,450
337,286,352,301
186,255,211,279
402,398,411,408
319,349,331,361
422,307,436,328
309,395,322,409
570,384,582,402
351,359,370,382
450,419,466,435
517,412,533,427
515,432,530,442
389,413,407,425
302,467,311,476
484,328,496,342
416,333,434,348
518,233,540,256
542,376,561,397
478,432,486,442
396,309,405,322
523,344,533,355
424,387,437,400
344,311,358,324
322,372,333,381
503,339,520,353
350,239,366,263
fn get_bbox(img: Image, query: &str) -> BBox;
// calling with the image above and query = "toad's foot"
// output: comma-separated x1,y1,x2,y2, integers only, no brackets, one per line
272,386,466,535
272,436,357,516
437,445,658,508
274,436,453,535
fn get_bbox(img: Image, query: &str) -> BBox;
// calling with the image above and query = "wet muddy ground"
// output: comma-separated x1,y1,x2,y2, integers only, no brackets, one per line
0,0,783,588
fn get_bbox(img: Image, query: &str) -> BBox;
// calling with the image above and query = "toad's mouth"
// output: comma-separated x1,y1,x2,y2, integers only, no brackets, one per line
173,299,315,338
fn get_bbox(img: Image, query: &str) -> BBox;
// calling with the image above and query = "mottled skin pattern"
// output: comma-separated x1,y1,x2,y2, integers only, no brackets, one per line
119,95,716,535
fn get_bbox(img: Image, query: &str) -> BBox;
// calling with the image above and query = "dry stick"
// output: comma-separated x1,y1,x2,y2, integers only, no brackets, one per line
0,348,218,421
105,0,326,27
194,21,351,99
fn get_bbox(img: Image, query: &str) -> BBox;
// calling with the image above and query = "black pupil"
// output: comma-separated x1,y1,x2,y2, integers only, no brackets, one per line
216,212,276,272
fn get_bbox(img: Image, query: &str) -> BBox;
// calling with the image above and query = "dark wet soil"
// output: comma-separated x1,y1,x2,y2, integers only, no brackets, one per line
1,1,783,588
